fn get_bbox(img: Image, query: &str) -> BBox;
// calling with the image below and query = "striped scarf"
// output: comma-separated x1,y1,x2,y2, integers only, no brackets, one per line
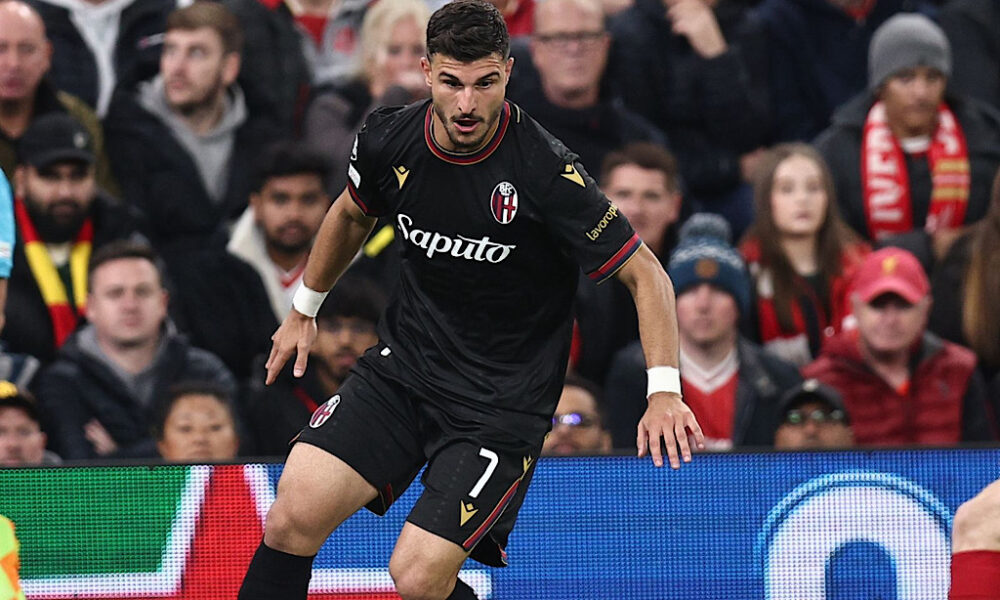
14,199,93,347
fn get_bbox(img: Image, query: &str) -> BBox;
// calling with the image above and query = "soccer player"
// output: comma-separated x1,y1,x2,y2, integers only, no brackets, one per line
238,2,703,599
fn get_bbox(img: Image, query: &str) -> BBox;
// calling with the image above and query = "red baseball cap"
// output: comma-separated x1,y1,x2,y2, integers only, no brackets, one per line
853,247,930,304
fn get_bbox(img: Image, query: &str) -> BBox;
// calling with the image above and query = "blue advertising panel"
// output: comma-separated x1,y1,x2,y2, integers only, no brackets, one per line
2,449,997,599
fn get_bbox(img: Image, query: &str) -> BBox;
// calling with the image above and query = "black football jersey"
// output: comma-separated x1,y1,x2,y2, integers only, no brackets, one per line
347,99,640,441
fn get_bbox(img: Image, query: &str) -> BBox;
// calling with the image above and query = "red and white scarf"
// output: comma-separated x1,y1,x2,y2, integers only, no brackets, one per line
861,101,970,239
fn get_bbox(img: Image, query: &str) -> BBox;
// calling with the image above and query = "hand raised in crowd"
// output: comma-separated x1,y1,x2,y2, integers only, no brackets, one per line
264,310,318,385
666,0,727,59
637,392,705,469
84,419,118,456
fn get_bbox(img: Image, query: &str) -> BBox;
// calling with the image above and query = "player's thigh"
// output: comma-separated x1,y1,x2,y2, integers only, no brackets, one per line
264,442,378,555
406,437,539,567
388,522,471,599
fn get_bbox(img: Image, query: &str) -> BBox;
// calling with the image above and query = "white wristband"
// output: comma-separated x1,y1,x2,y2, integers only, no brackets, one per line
291,284,329,318
646,366,681,398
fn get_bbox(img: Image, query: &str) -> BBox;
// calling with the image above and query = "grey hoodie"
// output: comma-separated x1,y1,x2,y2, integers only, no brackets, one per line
137,75,248,204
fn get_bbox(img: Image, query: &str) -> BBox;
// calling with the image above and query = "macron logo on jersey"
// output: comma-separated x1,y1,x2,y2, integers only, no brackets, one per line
397,213,516,263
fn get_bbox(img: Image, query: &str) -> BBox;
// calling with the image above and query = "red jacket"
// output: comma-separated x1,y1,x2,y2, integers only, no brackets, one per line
741,238,868,366
802,330,992,445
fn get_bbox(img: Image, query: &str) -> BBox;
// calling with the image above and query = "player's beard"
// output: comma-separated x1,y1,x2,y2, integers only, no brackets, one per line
432,100,502,152
25,196,88,243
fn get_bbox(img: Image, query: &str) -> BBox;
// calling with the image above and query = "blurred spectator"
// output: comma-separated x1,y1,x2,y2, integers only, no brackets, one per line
924,170,1000,384
228,141,331,322
4,114,143,364
103,1,278,249
154,381,240,462
939,0,1000,111
0,382,60,466
509,0,665,176
740,143,869,366
245,276,383,457
28,0,176,118
223,0,312,134
772,378,853,449
303,0,430,197
574,142,682,383
256,0,368,89
803,247,994,445
604,214,801,450
492,0,533,35
0,515,25,600
756,0,937,142
950,478,1000,600
34,241,237,460
815,14,1000,242
0,170,13,335
606,0,769,235
0,0,117,194
542,374,611,455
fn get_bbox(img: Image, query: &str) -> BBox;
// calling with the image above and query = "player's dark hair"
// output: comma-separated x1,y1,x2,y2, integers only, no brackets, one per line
426,0,509,62
600,142,681,193
252,141,332,193
152,381,237,441
87,240,166,290
562,373,606,428
167,1,244,55
317,276,387,326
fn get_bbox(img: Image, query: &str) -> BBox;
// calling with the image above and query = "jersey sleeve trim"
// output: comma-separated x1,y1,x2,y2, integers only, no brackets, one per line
587,233,642,284
347,181,374,216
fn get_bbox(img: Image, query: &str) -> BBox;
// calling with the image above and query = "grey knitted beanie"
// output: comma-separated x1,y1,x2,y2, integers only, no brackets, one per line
868,13,950,91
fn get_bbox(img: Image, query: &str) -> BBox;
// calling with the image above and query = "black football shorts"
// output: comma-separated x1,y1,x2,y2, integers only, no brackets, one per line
294,343,544,567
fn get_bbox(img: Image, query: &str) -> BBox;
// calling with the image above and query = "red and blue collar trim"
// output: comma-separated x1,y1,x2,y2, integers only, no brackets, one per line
425,101,511,165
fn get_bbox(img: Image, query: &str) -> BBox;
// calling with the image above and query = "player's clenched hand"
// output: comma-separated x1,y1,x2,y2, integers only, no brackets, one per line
637,393,705,469
265,309,318,385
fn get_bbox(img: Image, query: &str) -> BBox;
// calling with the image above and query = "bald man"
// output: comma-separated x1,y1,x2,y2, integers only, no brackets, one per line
0,0,117,194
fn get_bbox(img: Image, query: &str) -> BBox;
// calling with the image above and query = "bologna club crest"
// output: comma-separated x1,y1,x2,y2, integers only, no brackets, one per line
309,395,341,428
491,181,518,225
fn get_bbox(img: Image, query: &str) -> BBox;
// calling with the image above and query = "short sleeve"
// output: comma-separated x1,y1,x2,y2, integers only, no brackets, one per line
0,172,14,278
539,160,640,284
345,120,385,217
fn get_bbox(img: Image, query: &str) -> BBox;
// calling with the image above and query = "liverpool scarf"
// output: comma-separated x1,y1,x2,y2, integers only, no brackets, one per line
861,101,970,239
14,199,93,347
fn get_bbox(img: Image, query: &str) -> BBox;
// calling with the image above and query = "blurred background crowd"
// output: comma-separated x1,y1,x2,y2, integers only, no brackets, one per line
1,0,999,467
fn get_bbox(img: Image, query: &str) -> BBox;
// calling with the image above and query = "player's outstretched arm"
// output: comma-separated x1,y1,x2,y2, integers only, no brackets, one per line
265,187,377,384
615,244,705,469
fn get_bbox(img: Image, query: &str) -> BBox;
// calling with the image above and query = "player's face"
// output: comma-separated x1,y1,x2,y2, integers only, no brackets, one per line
542,385,609,456
676,283,739,350
853,292,930,357
86,258,169,350
422,52,513,152
251,174,330,256
0,407,46,466
769,154,827,239
157,394,239,462
16,162,96,243
773,401,853,450
879,66,946,138
603,164,680,255
0,2,51,102
161,27,239,114
312,315,378,383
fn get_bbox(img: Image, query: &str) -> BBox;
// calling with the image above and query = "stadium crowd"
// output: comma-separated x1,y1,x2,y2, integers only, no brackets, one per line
1,0,999,469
